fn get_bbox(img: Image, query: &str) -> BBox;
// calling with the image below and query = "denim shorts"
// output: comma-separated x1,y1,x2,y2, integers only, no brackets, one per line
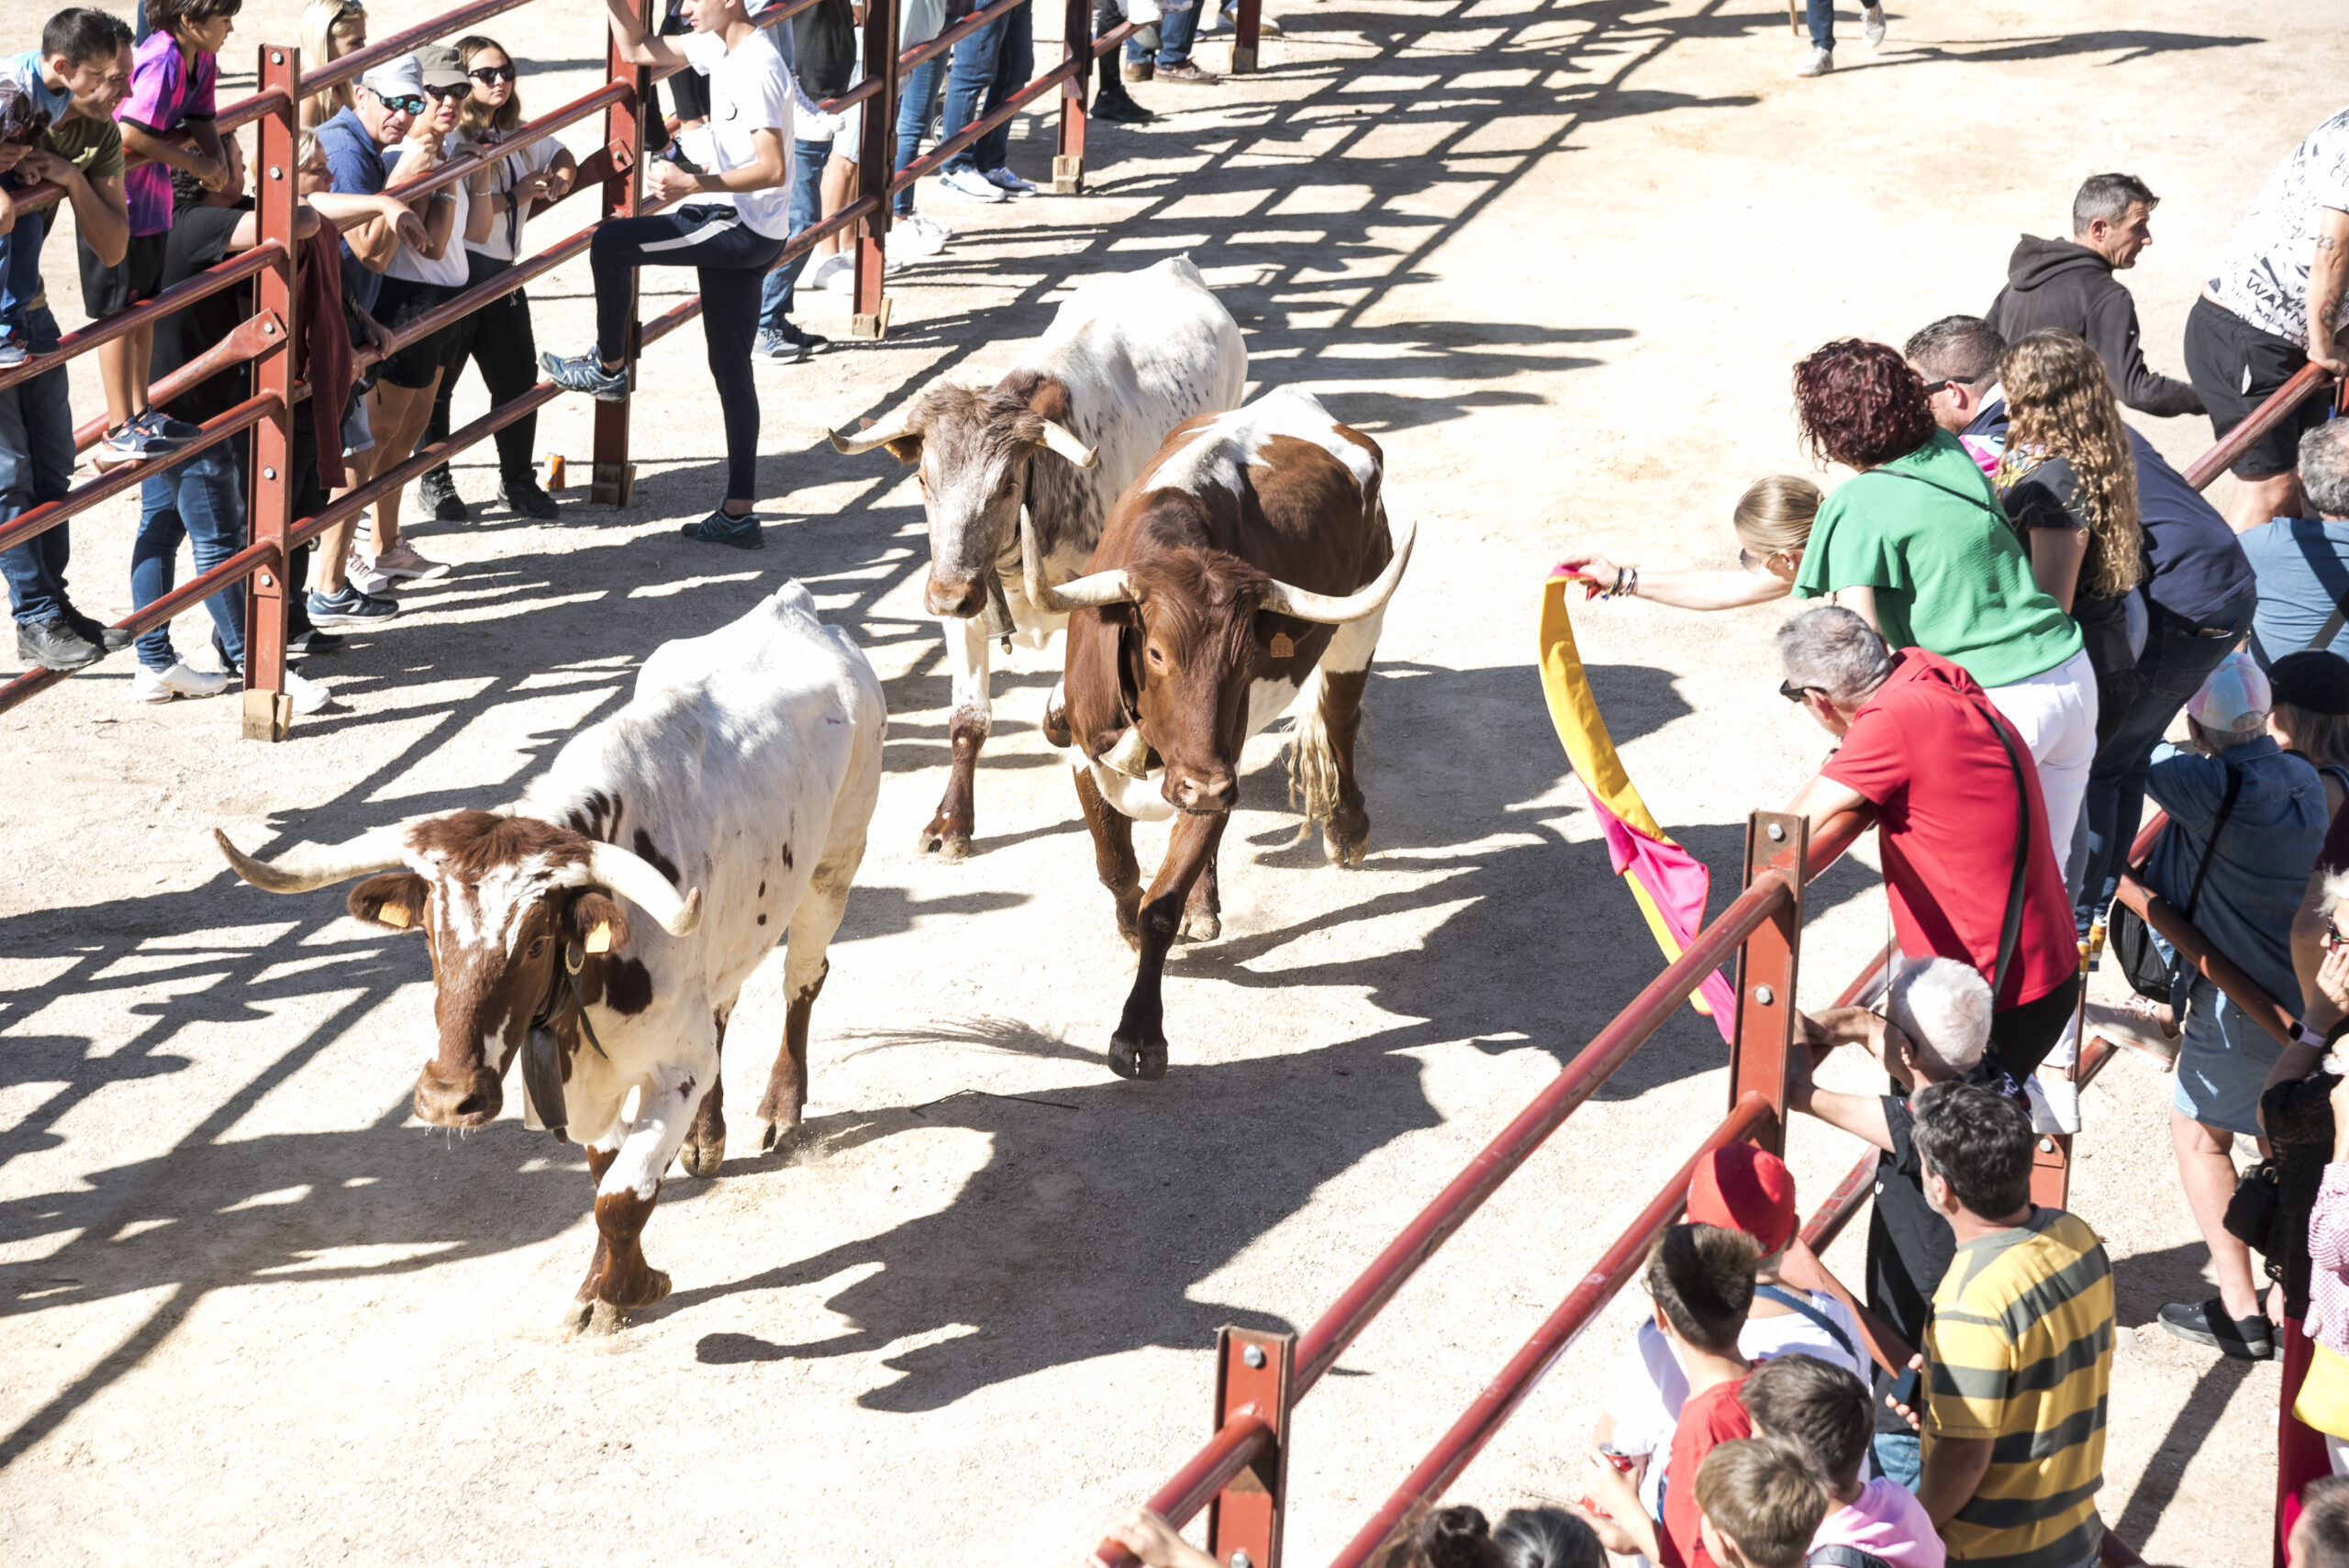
2173,980,2285,1136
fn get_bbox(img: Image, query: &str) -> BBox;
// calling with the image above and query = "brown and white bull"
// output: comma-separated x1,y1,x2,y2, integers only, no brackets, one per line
829,255,1246,861
212,584,885,1329
1026,386,1414,1080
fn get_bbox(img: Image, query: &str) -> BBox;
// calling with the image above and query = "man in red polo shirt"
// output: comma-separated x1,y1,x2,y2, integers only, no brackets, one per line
1776,607,2082,1085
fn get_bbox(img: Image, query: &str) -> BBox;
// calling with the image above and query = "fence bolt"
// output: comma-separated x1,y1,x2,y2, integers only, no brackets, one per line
270,50,283,64
262,466,277,481
258,573,274,588
1753,985,1775,1006
268,165,282,179
1230,1554,1252,1568
1242,1343,1265,1369
1766,822,1786,841
262,321,277,335
2039,1137,2057,1153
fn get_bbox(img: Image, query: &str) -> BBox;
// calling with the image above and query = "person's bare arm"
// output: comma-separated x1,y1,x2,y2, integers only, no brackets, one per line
225,202,323,250
1555,551,1792,611
118,120,226,188
1919,1436,1995,1529
462,172,495,246
1097,1508,1220,1568
1578,1452,1663,1562
1785,772,1868,842
2028,528,2087,615
1787,1030,1896,1151
605,0,687,70
647,123,786,203
1830,582,1880,629
530,146,578,214
2309,206,2349,378
20,150,127,266
414,190,458,260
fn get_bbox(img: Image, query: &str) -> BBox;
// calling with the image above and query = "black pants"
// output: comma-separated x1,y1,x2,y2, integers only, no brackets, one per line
590,205,786,504
423,250,540,490
1987,971,2083,1085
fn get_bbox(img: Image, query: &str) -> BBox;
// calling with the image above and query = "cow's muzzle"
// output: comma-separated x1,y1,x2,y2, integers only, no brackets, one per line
1168,771,1239,814
925,574,986,618
414,1062,504,1128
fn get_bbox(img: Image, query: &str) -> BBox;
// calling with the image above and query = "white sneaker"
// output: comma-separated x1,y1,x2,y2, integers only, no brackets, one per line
807,253,853,293
894,213,950,258
346,552,395,597
1861,5,1887,47
939,167,1006,203
284,667,332,716
131,659,230,702
1795,44,1833,76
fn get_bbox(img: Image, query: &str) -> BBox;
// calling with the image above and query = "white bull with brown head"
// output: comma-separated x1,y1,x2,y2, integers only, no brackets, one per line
830,254,1246,861
214,584,885,1330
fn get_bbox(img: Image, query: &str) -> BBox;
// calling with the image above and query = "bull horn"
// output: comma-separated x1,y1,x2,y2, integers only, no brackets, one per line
1259,517,1419,625
1034,419,1097,469
584,841,704,938
213,825,408,895
828,406,919,457
1020,504,1134,614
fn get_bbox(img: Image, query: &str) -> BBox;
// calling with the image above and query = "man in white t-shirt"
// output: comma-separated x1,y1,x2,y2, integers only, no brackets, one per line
542,0,795,550
2185,105,2349,532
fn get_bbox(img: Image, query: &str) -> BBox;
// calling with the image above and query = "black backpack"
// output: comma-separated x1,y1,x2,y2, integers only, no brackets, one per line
793,0,858,99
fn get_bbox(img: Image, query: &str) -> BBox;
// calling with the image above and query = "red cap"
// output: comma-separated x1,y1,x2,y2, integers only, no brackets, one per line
1687,1143,1798,1257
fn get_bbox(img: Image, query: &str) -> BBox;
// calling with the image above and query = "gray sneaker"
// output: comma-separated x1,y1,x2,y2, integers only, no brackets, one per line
1795,44,1832,76
1861,5,1887,47
540,349,629,403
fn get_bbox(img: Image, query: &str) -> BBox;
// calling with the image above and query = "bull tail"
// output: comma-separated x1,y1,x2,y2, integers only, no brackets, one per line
1284,666,1352,840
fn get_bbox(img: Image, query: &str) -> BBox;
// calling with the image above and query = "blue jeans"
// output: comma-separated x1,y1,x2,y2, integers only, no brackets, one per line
2075,595,2258,935
757,137,836,334
0,307,77,626
941,5,1026,174
1128,0,1199,67
1871,1430,1921,1492
0,209,44,344
893,55,948,216
132,440,246,670
972,10,1033,172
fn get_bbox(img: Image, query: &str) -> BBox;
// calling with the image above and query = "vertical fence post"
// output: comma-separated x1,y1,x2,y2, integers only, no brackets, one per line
1231,0,1261,74
242,43,300,742
851,0,901,340
1054,0,1090,193
1207,1327,1292,1568
1730,810,1807,1155
592,0,648,509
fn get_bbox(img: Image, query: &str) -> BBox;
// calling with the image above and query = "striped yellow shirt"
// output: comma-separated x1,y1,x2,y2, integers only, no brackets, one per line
1922,1207,2113,1568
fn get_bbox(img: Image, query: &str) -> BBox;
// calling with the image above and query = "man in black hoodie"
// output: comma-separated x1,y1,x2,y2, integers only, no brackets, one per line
1986,172,2204,420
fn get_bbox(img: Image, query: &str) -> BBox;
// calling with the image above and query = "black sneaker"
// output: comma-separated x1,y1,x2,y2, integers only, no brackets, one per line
418,466,469,523
64,606,132,653
137,406,205,443
1093,92,1154,124
2157,1298,2275,1360
16,615,103,670
306,584,400,630
680,509,763,550
497,476,560,518
287,627,345,659
778,322,830,357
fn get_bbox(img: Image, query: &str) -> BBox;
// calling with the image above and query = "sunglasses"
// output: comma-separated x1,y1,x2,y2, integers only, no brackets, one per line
1779,680,1820,705
1917,379,1954,398
469,64,516,83
370,91,426,115
2327,917,2349,950
424,83,467,101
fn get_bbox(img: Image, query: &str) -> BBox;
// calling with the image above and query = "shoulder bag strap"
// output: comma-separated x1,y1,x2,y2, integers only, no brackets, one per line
1753,1284,1860,1363
1973,699,2033,1000
2178,762,2244,923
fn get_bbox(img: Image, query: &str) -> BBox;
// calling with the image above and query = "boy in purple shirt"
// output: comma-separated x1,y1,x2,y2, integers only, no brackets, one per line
1742,1355,1944,1568
91,0,234,464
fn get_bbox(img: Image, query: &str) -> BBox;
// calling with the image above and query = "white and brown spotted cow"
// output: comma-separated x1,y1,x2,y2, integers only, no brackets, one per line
1029,386,1415,1081
213,584,885,1330
829,255,1246,861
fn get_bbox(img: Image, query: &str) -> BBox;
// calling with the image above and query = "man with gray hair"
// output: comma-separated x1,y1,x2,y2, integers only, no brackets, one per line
1776,607,2082,1092
1985,173,2204,418
2243,420,2349,662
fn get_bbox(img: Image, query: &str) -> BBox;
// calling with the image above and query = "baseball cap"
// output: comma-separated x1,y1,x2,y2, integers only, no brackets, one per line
2186,649,2272,735
357,55,426,102
415,44,468,92
2271,650,2349,717
1686,1143,1798,1259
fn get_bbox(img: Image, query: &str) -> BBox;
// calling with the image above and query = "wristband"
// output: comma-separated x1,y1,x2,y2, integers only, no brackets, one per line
2295,1019,2332,1050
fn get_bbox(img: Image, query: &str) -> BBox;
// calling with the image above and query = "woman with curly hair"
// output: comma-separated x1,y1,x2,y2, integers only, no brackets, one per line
1995,329,2147,748
1791,338,2097,870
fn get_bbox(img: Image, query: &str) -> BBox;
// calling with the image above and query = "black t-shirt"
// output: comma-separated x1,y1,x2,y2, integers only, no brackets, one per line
2003,453,2136,681
1866,1093,1953,1362
150,199,253,427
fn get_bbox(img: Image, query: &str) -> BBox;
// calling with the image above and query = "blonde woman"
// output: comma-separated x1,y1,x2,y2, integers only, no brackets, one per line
1556,475,1822,609
1993,328,2148,744
297,0,368,129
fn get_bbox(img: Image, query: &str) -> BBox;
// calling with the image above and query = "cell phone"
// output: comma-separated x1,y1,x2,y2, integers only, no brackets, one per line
1887,1362,1922,1411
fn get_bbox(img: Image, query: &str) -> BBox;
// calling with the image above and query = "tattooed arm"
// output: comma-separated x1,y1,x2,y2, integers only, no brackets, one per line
2310,206,2349,377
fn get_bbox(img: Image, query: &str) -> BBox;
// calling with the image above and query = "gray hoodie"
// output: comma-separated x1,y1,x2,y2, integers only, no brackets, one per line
1985,234,2205,419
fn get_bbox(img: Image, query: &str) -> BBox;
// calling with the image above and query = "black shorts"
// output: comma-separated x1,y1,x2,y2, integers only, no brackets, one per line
79,230,167,319
372,274,461,391
1986,971,2083,1084
2183,295,2337,480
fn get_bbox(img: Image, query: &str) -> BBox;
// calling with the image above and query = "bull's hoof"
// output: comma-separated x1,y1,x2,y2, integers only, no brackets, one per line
918,828,973,862
598,1267,672,1313
1179,909,1221,943
675,1136,725,1179
758,1119,803,1157
583,1300,629,1337
1325,820,1369,867
1108,1034,1169,1081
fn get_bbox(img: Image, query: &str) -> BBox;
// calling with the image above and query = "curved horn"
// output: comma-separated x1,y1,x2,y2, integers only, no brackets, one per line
584,842,704,938
828,406,919,457
1034,419,1097,469
213,825,408,895
1259,517,1419,625
1020,505,1134,614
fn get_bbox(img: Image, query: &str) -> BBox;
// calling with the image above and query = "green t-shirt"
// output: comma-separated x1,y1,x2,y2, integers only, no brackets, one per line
1793,428,2083,689
24,109,125,314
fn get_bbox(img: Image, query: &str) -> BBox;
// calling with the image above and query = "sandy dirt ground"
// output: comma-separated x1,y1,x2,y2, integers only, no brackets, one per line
0,0,2337,1562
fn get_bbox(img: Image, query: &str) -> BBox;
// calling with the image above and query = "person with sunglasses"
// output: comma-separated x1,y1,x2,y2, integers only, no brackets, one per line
411,36,574,524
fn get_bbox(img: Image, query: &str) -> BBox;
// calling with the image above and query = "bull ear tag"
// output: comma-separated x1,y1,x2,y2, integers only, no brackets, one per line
584,921,614,955
378,902,411,929
1268,632,1295,660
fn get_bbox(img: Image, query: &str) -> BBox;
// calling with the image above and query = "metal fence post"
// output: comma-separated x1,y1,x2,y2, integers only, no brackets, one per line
592,0,647,508
1730,810,1807,1155
1207,1327,1292,1568
852,0,901,339
1231,0,1261,74
1054,0,1090,193
242,42,300,742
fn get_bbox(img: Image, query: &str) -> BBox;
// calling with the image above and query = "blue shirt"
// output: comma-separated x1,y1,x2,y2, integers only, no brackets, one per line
0,50,75,120
2129,428,2256,629
2243,516,2349,665
2143,735,2326,1008
316,106,387,314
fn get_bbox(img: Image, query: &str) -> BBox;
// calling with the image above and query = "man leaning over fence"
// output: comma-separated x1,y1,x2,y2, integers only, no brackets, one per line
0,7,132,673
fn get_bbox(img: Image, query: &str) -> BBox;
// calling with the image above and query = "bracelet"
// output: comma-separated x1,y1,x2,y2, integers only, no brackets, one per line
1605,566,1637,600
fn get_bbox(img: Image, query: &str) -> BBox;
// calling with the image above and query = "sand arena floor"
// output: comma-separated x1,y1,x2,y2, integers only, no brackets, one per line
0,0,2339,1562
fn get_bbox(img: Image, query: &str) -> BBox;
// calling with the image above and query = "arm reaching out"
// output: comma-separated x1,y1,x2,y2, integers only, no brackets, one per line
606,0,688,70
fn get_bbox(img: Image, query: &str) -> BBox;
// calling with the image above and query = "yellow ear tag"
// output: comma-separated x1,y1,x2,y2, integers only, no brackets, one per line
379,903,410,929
1269,632,1295,660
584,922,614,954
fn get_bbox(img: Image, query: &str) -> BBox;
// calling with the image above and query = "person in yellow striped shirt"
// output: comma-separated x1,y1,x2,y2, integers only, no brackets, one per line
1913,1082,2115,1568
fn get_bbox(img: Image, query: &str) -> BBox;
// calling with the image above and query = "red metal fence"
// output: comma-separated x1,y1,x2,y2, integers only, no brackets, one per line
0,0,1271,733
